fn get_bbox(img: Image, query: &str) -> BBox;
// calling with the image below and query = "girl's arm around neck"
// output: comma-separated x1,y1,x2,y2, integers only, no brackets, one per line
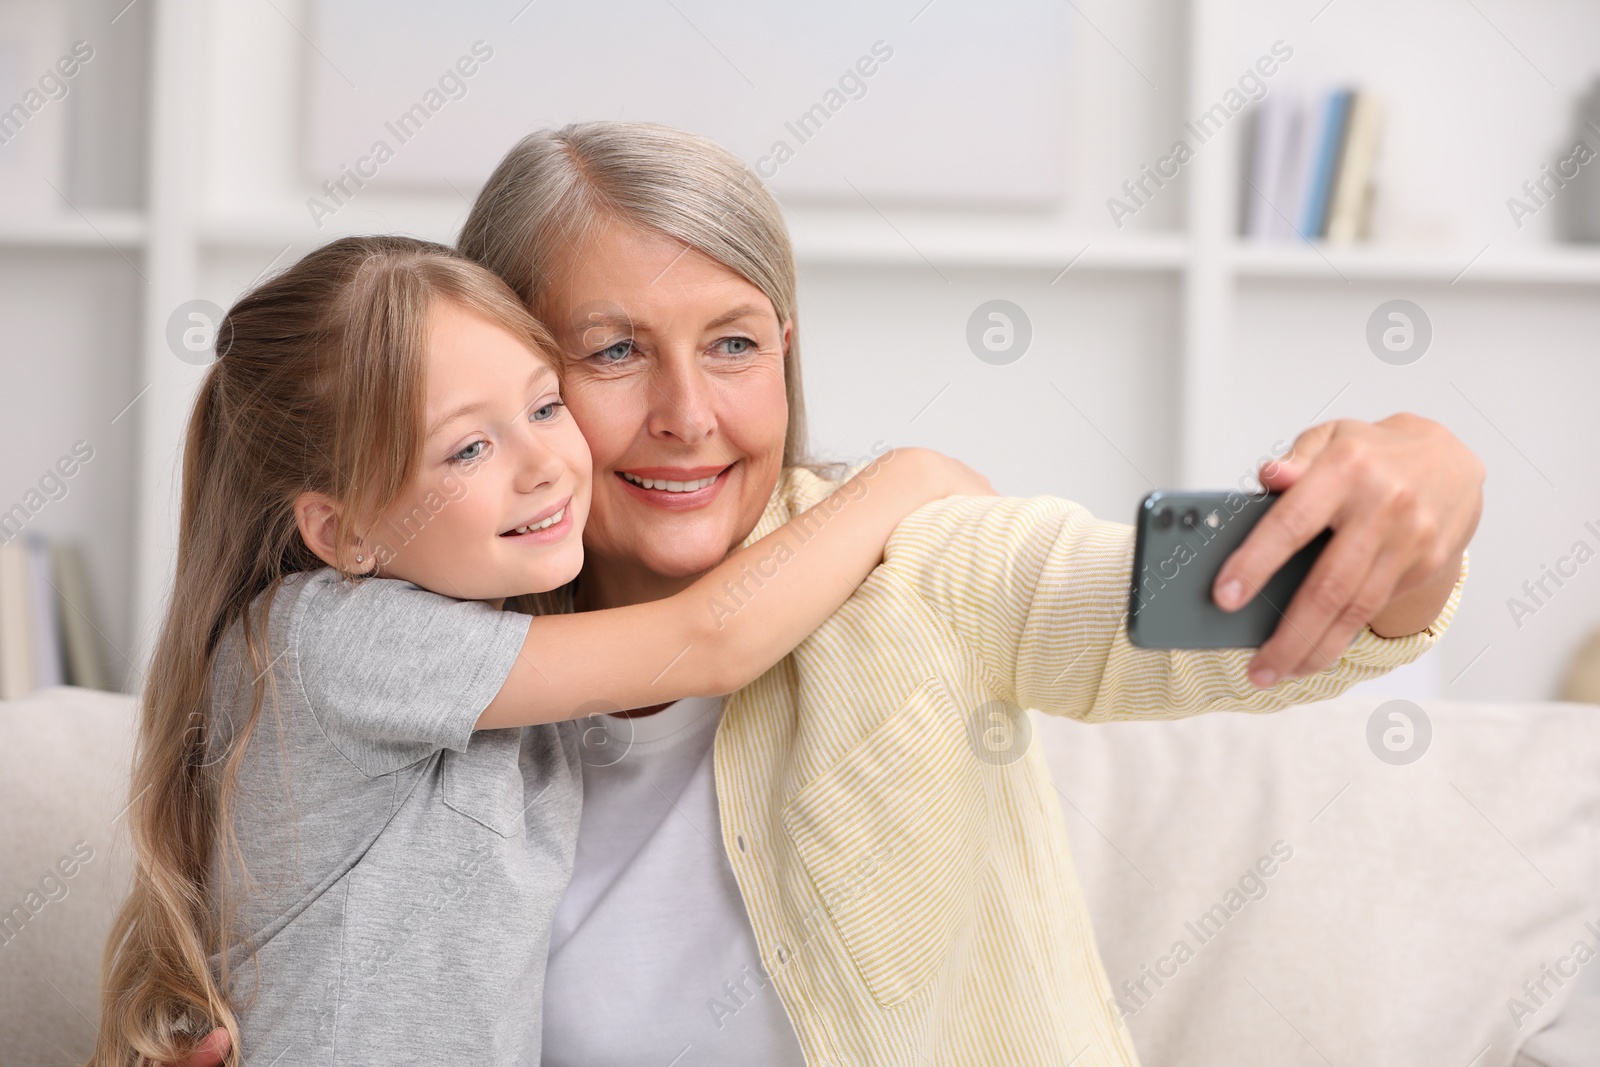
475,448,993,729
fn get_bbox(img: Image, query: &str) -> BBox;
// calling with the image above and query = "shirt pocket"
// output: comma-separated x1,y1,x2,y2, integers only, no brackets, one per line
780,676,988,1007
441,727,526,838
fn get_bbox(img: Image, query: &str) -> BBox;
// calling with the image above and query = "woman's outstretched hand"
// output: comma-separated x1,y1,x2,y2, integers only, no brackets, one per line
1211,413,1483,687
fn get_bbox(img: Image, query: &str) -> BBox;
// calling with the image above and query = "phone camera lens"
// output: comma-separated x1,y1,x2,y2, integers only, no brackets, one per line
1155,507,1173,530
1181,508,1199,529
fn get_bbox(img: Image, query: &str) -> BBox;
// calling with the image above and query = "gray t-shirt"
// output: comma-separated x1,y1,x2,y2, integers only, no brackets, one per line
208,567,582,1066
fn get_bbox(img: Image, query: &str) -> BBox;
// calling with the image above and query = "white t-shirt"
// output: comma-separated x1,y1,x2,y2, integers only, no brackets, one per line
540,696,807,1066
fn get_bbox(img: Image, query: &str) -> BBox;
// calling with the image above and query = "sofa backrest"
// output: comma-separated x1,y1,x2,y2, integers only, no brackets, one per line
1,687,136,1067
4,688,1598,1066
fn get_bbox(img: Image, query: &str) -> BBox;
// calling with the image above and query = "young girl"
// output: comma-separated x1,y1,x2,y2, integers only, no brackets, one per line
90,235,988,1066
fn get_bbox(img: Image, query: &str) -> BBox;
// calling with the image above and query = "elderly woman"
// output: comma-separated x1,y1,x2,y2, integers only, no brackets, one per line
459,122,1478,1066
182,122,1479,1067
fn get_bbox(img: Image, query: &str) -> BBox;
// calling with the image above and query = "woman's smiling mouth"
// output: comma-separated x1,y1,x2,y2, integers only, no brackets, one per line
615,464,732,508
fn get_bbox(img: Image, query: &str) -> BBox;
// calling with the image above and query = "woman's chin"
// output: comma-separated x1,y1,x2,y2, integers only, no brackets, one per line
638,538,742,581
590,499,762,578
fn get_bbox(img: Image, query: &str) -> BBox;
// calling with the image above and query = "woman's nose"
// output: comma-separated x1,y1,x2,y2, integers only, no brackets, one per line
647,350,717,443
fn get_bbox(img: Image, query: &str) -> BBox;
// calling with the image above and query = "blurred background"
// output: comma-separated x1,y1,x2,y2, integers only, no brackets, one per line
4,0,1600,702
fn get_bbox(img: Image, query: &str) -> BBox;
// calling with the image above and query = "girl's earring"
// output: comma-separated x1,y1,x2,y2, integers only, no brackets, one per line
355,553,364,563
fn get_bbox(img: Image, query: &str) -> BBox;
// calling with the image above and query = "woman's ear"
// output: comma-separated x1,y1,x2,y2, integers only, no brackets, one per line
780,319,793,358
293,491,371,574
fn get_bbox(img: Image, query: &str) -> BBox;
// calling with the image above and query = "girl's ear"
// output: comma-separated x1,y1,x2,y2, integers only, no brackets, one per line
293,491,370,573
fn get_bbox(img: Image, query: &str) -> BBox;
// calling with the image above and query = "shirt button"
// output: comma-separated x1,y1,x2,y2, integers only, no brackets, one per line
735,832,748,853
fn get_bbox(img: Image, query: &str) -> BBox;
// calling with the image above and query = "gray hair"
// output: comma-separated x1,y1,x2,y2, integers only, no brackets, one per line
458,121,810,466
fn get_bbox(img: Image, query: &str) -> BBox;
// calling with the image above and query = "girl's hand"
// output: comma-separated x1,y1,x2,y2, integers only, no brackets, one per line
161,1028,231,1067
1211,413,1483,687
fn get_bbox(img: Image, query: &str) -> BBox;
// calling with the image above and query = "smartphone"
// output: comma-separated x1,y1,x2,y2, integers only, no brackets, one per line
1127,490,1332,649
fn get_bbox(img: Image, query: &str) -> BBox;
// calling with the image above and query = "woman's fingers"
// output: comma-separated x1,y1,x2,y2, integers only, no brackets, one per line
1241,475,1389,684
1255,420,1333,493
1212,431,1353,618
1284,543,1411,680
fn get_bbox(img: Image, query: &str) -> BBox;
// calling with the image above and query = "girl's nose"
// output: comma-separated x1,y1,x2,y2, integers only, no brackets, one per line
511,424,565,493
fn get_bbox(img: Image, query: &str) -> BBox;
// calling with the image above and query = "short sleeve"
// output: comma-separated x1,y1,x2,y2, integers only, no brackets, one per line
292,571,533,777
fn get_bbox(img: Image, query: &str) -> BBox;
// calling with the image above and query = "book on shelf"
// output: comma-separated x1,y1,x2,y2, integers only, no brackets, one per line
1241,87,1385,244
1242,94,1298,240
0,534,107,699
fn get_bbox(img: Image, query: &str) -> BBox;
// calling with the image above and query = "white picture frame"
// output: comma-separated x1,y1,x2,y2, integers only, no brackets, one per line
303,0,1072,208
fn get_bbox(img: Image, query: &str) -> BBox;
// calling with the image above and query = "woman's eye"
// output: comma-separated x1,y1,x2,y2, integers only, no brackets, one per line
717,336,755,356
529,400,565,423
452,440,487,463
593,339,634,363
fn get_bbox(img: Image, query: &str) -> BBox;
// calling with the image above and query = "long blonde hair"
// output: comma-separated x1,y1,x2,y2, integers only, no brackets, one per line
91,236,559,1066
457,120,811,467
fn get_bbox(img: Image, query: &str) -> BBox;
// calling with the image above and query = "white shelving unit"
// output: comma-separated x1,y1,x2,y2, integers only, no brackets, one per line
6,0,1599,700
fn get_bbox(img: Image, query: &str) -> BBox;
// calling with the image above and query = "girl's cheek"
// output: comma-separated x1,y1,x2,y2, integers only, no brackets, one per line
441,470,469,503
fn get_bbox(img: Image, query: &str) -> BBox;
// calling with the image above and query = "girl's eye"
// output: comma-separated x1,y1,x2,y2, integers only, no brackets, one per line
717,336,754,356
452,440,487,463
592,339,634,363
529,400,564,423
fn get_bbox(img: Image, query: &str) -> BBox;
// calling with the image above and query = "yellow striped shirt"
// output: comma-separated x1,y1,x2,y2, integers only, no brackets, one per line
709,467,1468,1066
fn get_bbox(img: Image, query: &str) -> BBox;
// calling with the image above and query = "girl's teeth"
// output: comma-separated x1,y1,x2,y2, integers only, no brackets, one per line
622,473,718,492
514,507,564,534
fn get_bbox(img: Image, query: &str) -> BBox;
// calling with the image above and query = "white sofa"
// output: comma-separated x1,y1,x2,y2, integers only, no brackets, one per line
3,687,1597,1066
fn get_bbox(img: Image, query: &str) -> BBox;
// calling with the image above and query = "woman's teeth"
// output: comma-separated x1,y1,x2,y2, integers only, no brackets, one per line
621,472,718,492
510,507,564,534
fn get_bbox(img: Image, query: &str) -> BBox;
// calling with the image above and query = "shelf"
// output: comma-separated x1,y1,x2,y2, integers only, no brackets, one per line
200,200,472,251
180,206,1600,285
12,208,1589,288
201,203,1190,274
180,215,1600,286
1227,242,1600,286
784,212,1187,272
0,211,147,250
